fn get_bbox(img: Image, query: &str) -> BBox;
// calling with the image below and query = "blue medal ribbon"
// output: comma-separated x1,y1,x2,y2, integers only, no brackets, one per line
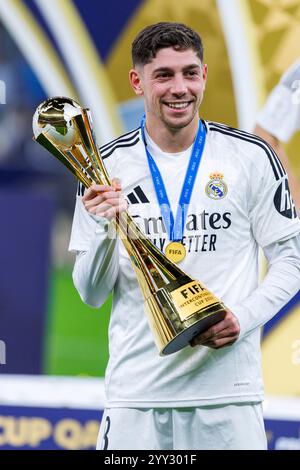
141,117,206,242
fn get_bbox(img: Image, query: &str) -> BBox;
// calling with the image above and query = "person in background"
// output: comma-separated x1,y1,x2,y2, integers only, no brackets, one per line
254,59,300,210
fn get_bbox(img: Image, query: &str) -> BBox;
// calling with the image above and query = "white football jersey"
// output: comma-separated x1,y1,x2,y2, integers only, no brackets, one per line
69,121,300,408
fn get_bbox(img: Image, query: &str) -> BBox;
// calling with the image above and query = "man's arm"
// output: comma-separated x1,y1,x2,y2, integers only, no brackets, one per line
72,179,127,308
233,234,300,338
192,234,300,348
72,225,119,308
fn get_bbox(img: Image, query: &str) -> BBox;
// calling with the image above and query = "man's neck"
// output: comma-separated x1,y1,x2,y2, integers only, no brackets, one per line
145,117,199,153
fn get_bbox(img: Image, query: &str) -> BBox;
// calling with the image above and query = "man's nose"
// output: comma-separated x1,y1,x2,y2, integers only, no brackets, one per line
170,75,188,96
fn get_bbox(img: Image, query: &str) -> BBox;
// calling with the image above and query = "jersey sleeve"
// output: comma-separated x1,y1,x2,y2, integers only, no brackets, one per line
68,149,118,253
249,142,300,247
256,59,300,142
68,195,110,252
233,235,300,340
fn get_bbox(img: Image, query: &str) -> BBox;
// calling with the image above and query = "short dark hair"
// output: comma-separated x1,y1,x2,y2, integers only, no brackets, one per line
131,22,204,66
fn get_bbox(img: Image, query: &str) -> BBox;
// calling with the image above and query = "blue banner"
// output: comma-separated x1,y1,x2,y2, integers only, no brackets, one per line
0,406,102,450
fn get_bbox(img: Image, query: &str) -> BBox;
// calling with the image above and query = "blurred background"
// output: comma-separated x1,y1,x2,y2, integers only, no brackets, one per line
0,0,299,450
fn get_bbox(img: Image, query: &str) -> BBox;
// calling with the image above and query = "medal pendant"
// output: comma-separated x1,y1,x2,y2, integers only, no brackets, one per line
165,241,186,264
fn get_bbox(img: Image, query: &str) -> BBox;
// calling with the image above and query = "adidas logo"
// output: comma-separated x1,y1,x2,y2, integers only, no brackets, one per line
77,183,150,204
126,186,150,204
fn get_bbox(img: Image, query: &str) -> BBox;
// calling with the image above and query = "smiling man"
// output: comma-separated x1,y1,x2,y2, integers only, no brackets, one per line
69,22,300,450
129,46,207,151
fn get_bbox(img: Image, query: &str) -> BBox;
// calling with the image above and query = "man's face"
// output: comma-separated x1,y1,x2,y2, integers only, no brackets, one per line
130,47,207,130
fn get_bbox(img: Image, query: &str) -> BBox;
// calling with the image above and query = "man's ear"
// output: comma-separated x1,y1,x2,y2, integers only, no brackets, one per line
129,68,144,96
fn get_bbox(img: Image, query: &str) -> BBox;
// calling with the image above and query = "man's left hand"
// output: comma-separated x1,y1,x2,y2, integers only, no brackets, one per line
190,310,240,349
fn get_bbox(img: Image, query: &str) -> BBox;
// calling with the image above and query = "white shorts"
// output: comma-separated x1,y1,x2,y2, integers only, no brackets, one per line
97,403,267,450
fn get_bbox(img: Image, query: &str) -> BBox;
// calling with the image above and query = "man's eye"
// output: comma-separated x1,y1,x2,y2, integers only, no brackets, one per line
156,73,171,79
186,71,198,76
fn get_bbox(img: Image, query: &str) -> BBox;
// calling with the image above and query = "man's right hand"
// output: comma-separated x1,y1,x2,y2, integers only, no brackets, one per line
82,178,128,220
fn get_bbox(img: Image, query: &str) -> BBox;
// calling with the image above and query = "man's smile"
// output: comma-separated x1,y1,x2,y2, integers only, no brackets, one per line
163,100,193,110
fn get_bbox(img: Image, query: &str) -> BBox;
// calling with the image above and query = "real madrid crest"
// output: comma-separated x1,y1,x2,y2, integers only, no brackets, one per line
205,172,228,200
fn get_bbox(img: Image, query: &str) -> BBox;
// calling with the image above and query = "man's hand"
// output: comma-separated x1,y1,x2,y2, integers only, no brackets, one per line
190,310,240,349
82,178,128,220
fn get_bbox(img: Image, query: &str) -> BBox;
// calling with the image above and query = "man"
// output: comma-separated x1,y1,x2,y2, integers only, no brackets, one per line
69,23,300,450
254,58,300,210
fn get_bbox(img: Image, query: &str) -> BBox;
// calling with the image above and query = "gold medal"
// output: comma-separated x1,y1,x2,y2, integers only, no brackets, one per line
165,241,186,264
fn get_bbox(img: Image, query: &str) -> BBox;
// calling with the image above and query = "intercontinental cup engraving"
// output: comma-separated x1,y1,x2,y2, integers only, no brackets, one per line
33,97,227,355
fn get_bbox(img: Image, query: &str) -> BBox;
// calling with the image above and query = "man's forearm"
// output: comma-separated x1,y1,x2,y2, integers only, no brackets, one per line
233,235,300,339
73,226,119,308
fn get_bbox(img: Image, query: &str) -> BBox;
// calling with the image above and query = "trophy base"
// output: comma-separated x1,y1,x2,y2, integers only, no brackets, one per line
161,306,226,355
144,275,227,355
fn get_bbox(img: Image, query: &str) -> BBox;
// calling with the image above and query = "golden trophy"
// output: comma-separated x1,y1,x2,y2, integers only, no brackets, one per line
33,97,227,355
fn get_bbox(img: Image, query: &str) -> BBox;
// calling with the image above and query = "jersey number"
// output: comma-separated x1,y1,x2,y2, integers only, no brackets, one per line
101,416,111,450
